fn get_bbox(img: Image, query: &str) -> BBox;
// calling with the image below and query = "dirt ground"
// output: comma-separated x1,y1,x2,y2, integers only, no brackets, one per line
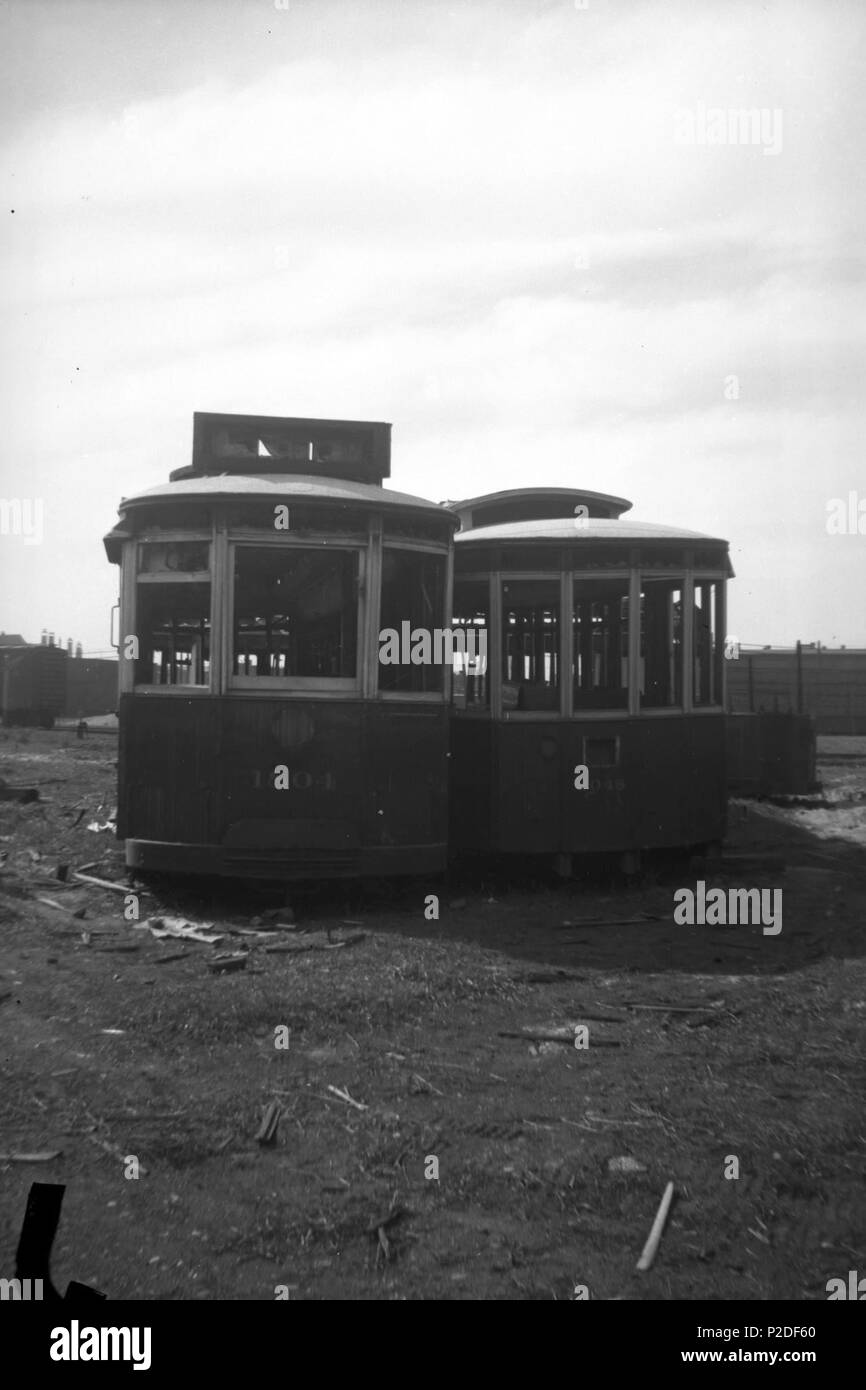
1,729,865,1301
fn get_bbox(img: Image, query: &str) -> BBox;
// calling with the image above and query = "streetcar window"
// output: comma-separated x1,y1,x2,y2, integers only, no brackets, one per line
135,581,211,686
232,547,358,679
451,578,490,711
572,578,629,710
138,541,209,575
501,579,560,712
693,579,721,706
378,549,446,693
640,578,683,708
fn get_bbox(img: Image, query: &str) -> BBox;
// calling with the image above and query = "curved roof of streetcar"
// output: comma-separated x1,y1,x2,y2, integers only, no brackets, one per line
114,473,452,514
456,517,728,544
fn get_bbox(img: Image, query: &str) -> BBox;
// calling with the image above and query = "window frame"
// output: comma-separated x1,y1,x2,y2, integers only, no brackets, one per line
451,564,728,722
128,533,215,695
638,569,687,716
226,536,367,694
377,539,452,704
569,569,633,718
690,571,727,713
450,571,492,715
498,571,565,722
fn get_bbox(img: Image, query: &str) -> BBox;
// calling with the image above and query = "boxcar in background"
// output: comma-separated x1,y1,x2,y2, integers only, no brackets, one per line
0,644,67,728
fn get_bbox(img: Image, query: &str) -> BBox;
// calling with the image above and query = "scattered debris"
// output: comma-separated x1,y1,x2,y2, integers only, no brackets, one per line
0,1151,62,1163
36,896,87,919
409,1072,445,1097
135,916,224,945
255,1101,283,1146
636,1180,675,1272
99,1028,126,1035
72,871,131,895
206,952,248,974
231,927,284,941
498,1029,621,1047
85,1131,148,1175
366,1202,408,1235
623,1002,719,1014
748,1226,771,1244
264,933,365,954
153,951,191,966
325,1084,368,1111
608,1155,647,1174
86,820,116,834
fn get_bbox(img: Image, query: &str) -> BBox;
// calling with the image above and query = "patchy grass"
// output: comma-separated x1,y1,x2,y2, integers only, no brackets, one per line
0,730,865,1300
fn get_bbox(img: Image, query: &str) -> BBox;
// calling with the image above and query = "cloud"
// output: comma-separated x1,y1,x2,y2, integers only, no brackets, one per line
0,0,864,649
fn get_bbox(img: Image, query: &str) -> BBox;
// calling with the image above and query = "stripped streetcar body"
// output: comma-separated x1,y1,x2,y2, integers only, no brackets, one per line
104,414,732,879
448,488,732,864
104,413,457,879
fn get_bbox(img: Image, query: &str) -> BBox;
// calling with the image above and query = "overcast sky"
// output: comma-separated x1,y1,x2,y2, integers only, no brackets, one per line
1,0,863,653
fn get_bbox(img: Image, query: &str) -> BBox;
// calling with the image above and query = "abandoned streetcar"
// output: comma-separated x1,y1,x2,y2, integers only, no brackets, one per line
105,414,732,879
104,413,456,878
448,488,733,869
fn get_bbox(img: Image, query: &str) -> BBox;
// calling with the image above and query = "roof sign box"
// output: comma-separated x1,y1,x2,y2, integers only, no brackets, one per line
170,412,392,485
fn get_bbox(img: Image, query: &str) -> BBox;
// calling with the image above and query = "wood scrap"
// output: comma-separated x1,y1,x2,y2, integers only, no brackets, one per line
206,952,247,973
365,1204,408,1235
409,1073,445,1096
498,1031,621,1047
325,1084,368,1111
636,1180,675,1272
255,1100,283,1146
264,933,365,954
84,1132,148,1175
36,896,87,919
72,871,131,895
0,1150,62,1162
623,1002,719,1013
